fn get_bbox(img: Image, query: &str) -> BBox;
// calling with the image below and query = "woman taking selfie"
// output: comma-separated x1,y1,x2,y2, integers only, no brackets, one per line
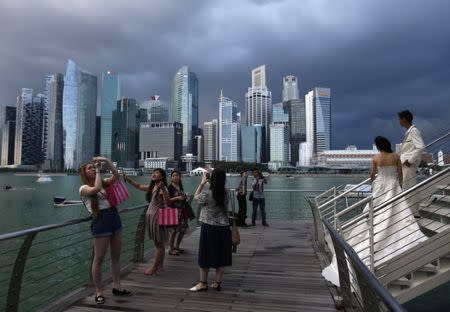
125,168,171,275
79,156,132,304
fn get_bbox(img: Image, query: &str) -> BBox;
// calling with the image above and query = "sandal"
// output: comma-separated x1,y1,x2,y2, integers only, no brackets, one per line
144,266,157,276
112,288,133,296
211,280,222,291
94,294,105,304
174,247,184,254
190,280,208,292
169,250,180,256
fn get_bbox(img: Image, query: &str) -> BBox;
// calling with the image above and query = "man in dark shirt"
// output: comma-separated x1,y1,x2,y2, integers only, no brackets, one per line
236,170,248,226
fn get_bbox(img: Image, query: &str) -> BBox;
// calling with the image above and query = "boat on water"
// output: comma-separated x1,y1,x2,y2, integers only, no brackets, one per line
53,196,83,207
36,174,52,183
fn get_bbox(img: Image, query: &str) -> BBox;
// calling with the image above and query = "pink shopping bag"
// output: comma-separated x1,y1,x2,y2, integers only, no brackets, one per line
105,180,130,207
157,207,179,225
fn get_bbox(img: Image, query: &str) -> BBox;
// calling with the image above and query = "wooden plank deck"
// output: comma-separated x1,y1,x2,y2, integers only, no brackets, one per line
63,221,336,312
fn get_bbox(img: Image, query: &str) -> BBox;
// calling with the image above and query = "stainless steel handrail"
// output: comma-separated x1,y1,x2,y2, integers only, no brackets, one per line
323,219,407,312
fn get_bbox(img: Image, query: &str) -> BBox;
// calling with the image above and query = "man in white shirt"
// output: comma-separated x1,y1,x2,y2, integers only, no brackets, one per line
398,110,425,217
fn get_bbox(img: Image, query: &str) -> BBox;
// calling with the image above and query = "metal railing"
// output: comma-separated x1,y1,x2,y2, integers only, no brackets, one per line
323,220,406,312
0,203,148,312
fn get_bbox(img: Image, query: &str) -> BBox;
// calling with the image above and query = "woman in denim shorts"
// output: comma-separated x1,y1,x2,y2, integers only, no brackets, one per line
79,156,132,304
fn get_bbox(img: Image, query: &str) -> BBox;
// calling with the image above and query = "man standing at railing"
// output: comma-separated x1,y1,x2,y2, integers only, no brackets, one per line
398,110,425,217
236,170,249,227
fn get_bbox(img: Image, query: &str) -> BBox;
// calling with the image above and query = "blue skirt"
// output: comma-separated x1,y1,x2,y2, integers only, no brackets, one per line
198,223,232,269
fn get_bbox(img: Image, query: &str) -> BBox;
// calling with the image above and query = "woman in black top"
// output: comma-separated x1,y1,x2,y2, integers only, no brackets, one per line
168,170,188,255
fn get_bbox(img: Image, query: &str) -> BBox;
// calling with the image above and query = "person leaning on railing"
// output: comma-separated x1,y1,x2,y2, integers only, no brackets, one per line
79,157,133,305
124,168,171,276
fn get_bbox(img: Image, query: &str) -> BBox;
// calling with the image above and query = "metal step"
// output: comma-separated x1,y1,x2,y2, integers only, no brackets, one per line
436,184,450,195
430,194,450,206
389,276,411,287
420,205,450,221
418,217,450,234
416,263,439,274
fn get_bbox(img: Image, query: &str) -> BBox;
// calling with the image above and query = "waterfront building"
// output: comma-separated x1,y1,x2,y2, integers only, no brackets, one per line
203,119,218,164
219,91,240,161
14,90,45,166
305,87,331,155
1,106,17,165
284,98,306,165
195,135,204,163
44,74,64,171
282,75,299,102
272,102,289,123
245,65,272,161
143,157,179,172
111,98,139,168
172,66,199,154
141,95,169,123
317,145,378,168
298,141,313,167
181,153,197,172
241,125,263,163
269,122,290,171
139,122,182,167
63,59,97,170
100,69,120,159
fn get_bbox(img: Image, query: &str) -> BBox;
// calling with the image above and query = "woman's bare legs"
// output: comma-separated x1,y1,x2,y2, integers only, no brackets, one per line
92,237,110,295
109,231,122,289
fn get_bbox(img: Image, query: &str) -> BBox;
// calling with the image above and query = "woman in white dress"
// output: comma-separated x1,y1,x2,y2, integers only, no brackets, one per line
323,136,427,284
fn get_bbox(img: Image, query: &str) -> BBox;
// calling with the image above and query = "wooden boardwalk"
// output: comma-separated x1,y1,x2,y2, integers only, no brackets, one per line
63,221,336,312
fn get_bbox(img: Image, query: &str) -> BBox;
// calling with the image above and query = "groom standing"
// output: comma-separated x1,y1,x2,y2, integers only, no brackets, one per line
398,110,425,217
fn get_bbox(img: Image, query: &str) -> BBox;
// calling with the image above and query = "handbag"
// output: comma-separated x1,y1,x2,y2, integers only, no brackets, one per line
231,219,240,253
184,202,196,221
157,207,179,225
105,180,130,207
248,191,254,201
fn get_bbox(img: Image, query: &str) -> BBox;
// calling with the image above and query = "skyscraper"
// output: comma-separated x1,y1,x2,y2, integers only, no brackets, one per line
141,95,169,122
305,87,332,157
241,125,263,163
272,102,289,123
172,66,199,155
282,75,299,102
284,99,306,165
203,119,218,164
44,73,64,171
139,122,183,164
15,90,45,165
219,91,240,161
269,122,290,163
100,69,120,159
63,59,98,170
245,65,272,161
1,106,17,165
111,98,139,168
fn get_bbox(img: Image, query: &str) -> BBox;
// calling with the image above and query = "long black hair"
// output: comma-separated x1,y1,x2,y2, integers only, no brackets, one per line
374,136,393,153
170,170,184,191
146,168,168,202
210,168,227,211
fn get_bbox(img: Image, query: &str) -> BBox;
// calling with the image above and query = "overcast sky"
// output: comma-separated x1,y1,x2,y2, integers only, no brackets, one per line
1,0,449,149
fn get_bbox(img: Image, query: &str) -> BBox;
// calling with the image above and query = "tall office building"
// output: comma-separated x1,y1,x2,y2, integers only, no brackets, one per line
219,91,240,161
284,99,306,165
269,123,290,163
141,95,169,122
139,122,183,164
44,73,64,171
111,98,139,168
241,125,263,163
272,102,289,123
203,119,218,164
172,66,199,155
282,75,299,102
1,106,17,165
14,90,45,165
245,65,272,161
305,87,331,155
195,135,204,163
63,59,98,170
100,69,120,159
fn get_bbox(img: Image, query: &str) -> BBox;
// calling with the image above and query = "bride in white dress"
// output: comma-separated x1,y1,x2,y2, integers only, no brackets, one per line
322,136,427,285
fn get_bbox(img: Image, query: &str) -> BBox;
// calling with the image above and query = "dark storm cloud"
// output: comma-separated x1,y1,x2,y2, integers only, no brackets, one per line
1,0,449,149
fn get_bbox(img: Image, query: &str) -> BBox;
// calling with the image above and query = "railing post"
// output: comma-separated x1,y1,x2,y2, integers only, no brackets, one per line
369,197,375,272
289,191,293,221
6,232,37,312
333,187,337,229
133,208,148,262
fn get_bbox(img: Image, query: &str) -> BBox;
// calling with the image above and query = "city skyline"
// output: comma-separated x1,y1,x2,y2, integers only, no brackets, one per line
0,0,449,149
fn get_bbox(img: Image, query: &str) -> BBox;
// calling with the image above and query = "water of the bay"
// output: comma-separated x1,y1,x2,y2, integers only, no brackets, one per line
0,173,447,311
